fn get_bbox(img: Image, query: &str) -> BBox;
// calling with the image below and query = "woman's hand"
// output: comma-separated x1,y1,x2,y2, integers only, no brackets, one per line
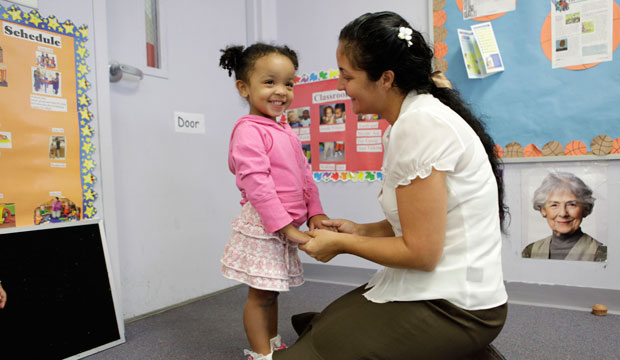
279,224,311,244
431,71,452,89
320,218,359,234
308,214,338,231
300,229,346,262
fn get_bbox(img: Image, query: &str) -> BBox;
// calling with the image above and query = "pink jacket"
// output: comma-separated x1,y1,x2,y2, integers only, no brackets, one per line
228,115,324,233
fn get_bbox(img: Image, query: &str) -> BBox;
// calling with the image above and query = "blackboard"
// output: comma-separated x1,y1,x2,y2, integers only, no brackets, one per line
0,220,122,359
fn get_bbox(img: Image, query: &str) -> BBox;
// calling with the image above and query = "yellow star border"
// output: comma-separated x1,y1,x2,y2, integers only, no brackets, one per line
0,4,99,219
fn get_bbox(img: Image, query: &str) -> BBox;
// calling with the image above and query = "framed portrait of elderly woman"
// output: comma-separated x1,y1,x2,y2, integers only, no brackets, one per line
520,166,609,262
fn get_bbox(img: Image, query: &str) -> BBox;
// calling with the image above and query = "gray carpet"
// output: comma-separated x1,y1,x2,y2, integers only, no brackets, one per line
84,281,620,360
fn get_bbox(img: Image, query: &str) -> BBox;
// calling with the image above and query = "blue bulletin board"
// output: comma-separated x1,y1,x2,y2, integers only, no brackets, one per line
433,0,620,158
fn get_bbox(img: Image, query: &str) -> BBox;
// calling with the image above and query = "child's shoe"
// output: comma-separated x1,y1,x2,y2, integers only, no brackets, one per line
243,349,273,360
270,334,287,351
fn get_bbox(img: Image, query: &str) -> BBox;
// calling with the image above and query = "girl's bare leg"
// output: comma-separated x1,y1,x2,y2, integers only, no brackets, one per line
244,287,279,355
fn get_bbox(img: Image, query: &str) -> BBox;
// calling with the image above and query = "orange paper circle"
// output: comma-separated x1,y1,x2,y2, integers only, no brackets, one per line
541,2,620,70
611,138,620,154
434,42,448,58
456,0,517,22
523,144,542,157
564,140,588,155
434,10,447,27
493,144,504,158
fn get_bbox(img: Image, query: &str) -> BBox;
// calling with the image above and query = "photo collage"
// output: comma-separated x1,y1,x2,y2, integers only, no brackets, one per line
0,17,85,228
284,78,389,174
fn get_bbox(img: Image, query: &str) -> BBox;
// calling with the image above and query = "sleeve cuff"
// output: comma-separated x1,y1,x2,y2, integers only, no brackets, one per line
250,196,294,234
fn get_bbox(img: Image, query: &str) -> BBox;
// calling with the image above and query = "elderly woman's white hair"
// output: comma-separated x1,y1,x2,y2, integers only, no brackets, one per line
532,172,595,217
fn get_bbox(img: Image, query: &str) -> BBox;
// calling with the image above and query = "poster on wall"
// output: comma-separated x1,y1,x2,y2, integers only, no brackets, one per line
551,0,613,69
284,75,390,182
520,166,608,262
0,5,97,228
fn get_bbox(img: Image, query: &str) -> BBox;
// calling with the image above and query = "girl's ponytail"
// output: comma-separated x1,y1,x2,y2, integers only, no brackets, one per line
219,45,244,78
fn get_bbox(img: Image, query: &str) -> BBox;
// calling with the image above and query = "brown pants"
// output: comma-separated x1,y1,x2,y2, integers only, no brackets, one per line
274,284,507,360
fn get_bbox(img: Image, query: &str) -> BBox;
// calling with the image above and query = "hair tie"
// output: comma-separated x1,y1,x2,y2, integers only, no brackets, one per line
398,26,413,47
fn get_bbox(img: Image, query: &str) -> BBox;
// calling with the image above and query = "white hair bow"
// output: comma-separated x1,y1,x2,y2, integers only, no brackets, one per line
398,26,413,47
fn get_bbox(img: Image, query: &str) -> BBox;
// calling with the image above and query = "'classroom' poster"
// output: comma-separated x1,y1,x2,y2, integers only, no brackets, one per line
285,77,390,182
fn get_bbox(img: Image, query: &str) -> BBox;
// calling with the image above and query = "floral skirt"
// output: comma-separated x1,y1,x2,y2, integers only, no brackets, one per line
221,202,304,291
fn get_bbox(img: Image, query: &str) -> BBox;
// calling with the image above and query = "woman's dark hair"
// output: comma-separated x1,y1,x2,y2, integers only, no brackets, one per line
219,43,299,83
339,11,509,231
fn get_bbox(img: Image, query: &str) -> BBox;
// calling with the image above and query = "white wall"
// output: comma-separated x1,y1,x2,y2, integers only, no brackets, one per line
101,0,619,320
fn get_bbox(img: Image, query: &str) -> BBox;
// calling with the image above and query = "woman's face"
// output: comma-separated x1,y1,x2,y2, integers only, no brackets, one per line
541,188,584,236
336,42,383,116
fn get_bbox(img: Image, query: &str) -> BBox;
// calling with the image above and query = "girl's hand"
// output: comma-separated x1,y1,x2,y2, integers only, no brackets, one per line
299,229,345,263
308,214,338,231
320,218,359,235
279,224,311,244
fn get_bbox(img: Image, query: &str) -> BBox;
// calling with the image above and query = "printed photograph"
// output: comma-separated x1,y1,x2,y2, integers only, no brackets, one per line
0,131,12,148
521,168,607,262
302,144,311,163
49,135,66,160
319,141,345,162
357,113,382,121
565,12,580,24
32,67,62,96
286,107,311,128
36,51,58,70
0,65,7,87
0,203,16,229
320,103,346,125
582,21,594,34
34,197,81,225
555,38,568,52
320,104,335,125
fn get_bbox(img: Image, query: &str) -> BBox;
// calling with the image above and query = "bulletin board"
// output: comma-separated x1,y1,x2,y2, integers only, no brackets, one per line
0,4,98,228
0,5,123,359
432,0,620,159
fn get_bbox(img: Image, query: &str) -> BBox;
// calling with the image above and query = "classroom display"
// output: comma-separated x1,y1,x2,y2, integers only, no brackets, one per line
433,0,620,158
0,4,97,228
284,73,390,182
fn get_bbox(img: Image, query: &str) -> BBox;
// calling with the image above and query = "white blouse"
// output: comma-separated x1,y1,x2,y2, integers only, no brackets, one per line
364,92,508,310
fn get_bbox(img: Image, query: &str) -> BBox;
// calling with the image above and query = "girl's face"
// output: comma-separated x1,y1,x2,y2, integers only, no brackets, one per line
336,42,383,116
541,188,584,236
237,53,295,120
324,107,333,117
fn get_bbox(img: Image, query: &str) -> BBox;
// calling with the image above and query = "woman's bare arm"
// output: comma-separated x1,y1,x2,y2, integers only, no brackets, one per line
303,170,447,271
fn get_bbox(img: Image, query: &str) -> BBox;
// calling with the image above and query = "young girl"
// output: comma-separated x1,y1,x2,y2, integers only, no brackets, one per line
219,43,331,360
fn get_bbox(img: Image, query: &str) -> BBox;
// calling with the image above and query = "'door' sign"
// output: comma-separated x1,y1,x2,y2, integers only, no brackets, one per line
174,111,205,134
